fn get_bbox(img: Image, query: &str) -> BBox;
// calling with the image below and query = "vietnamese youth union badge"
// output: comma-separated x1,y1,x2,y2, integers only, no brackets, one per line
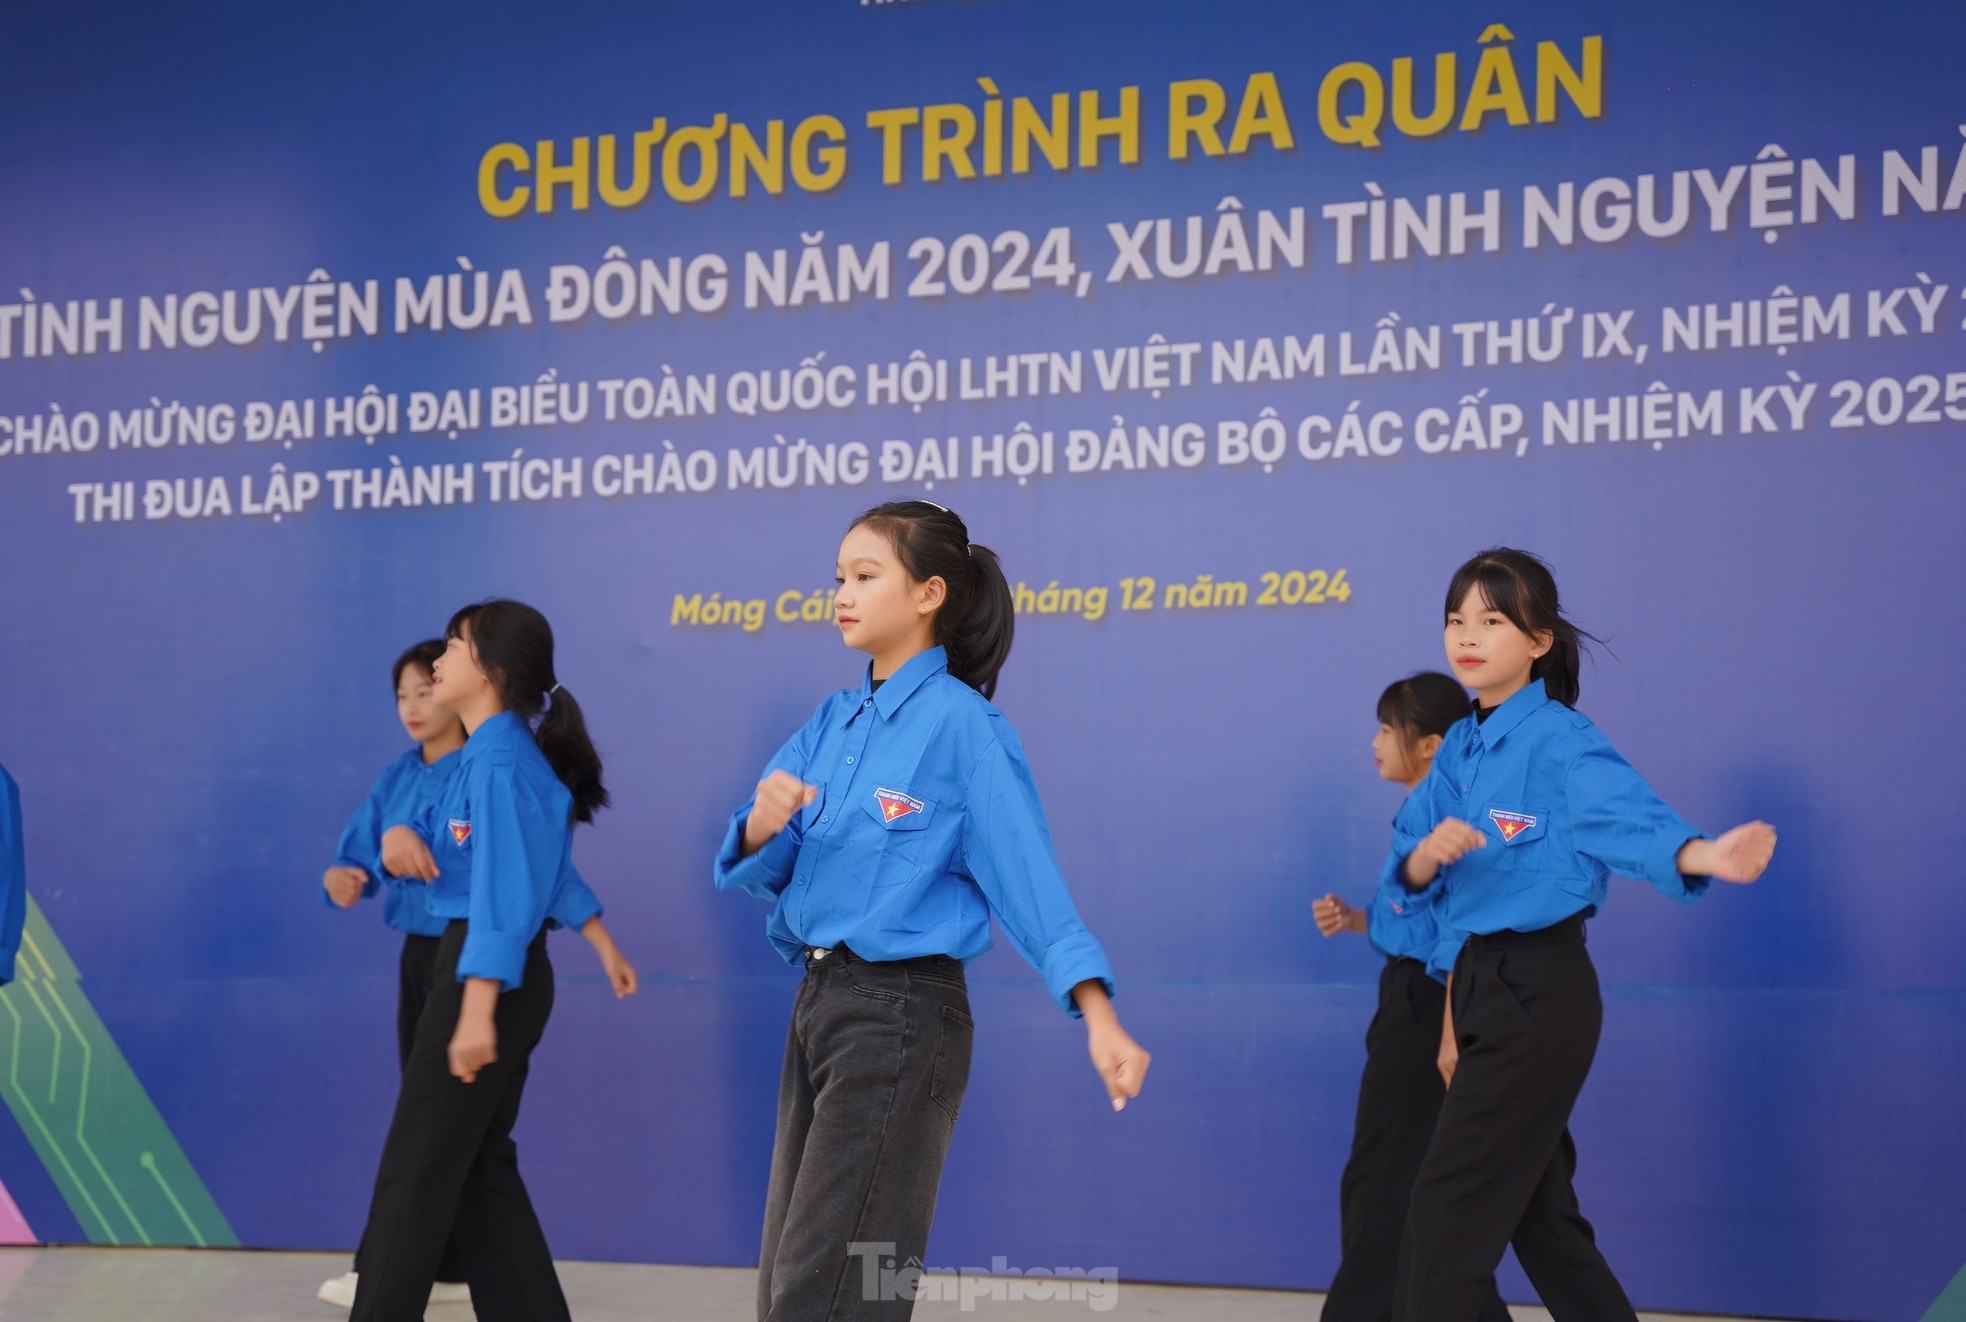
874,788,925,823
1488,809,1537,842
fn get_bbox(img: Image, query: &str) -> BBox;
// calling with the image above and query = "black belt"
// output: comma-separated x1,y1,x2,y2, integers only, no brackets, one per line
1463,911,1587,950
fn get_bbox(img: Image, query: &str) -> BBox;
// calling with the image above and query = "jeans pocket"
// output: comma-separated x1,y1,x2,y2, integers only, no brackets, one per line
930,1003,974,1122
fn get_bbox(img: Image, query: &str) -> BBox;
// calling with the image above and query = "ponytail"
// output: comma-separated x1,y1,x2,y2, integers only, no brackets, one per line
850,500,1016,699
446,600,610,822
534,685,609,823
1535,628,1587,708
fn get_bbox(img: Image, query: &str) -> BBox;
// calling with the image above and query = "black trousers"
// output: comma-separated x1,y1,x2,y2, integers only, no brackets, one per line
351,921,567,1322
1323,957,1511,1322
347,933,467,1284
757,945,974,1322
1395,916,1638,1322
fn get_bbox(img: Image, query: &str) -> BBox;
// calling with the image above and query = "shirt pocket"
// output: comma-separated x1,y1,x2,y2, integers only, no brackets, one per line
851,785,939,888
1470,802,1553,895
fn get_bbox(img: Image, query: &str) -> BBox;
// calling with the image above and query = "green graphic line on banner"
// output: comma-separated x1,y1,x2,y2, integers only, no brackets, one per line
1925,1262,1966,1322
0,896,237,1247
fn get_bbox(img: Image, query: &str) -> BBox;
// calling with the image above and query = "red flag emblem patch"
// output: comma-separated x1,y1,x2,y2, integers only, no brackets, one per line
874,788,925,823
1489,809,1536,842
448,818,472,846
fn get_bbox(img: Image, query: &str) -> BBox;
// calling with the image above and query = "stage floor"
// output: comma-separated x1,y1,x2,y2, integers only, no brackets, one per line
0,1247,1782,1321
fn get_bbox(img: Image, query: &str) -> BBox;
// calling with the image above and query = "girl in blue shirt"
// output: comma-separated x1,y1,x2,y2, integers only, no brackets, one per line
318,639,636,1312
1313,672,1509,1322
1384,549,1776,1322
716,500,1151,1322
349,600,610,1322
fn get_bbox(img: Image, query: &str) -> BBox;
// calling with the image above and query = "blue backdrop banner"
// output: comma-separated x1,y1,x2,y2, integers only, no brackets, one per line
2,3,1962,1318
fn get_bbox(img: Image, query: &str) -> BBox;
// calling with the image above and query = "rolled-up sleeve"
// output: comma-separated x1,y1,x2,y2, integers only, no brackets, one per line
959,730,1114,1018
330,768,391,903
1566,743,1708,903
713,725,813,901
458,763,560,990
547,860,601,931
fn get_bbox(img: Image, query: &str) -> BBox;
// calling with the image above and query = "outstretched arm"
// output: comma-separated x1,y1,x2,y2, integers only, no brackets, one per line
1676,822,1777,883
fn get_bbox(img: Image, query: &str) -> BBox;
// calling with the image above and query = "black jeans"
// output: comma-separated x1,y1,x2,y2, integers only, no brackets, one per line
352,922,567,1322
1323,956,1510,1322
757,945,974,1322
1396,916,1638,1322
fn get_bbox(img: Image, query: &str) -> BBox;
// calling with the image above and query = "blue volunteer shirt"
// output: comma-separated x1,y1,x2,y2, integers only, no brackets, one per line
339,745,602,941
714,646,1115,1017
331,747,462,936
1363,791,1465,982
403,712,590,990
1378,678,1709,977
0,764,24,985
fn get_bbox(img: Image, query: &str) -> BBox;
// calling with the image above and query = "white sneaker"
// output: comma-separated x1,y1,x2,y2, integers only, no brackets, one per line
318,1271,472,1310
317,1271,358,1307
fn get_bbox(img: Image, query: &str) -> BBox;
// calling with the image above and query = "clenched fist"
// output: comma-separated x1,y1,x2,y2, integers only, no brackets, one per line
742,771,819,855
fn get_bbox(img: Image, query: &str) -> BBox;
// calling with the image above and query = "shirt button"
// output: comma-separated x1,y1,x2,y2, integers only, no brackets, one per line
795,876,806,885
846,756,855,765
863,699,872,708
819,815,830,823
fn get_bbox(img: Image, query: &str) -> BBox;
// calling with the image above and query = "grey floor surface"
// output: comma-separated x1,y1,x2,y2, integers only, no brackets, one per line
0,1247,1787,1322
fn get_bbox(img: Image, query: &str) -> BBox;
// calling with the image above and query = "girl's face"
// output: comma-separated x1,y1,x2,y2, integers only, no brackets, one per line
1443,585,1549,702
834,524,942,660
1373,722,1416,785
1372,722,1442,788
396,665,462,745
430,622,495,713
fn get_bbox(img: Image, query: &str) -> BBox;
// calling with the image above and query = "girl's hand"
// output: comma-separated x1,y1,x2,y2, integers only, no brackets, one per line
1087,1017,1151,1112
743,771,818,852
1415,818,1487,871
600,947,639,999
322,866,367,908
1312,894,1365,938
448,1015,497,1083
578,919,639,998
381,826,439,882
1684,821,1778,884
1067,981,1150,1111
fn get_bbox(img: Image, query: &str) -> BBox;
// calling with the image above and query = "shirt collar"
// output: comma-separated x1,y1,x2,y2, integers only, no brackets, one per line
416,745,464,775
1474,677,1552,748
461,710,526,762
844,646,949,725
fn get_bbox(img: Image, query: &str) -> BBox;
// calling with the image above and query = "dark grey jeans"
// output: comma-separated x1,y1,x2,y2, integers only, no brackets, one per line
757,945,975,1322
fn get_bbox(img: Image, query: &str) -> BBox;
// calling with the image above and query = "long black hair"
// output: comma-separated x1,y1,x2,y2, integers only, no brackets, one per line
850,500,1015,699
446,599,609,823
1443,548,1600,707
391,639,445,692
1376,671,1469,748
